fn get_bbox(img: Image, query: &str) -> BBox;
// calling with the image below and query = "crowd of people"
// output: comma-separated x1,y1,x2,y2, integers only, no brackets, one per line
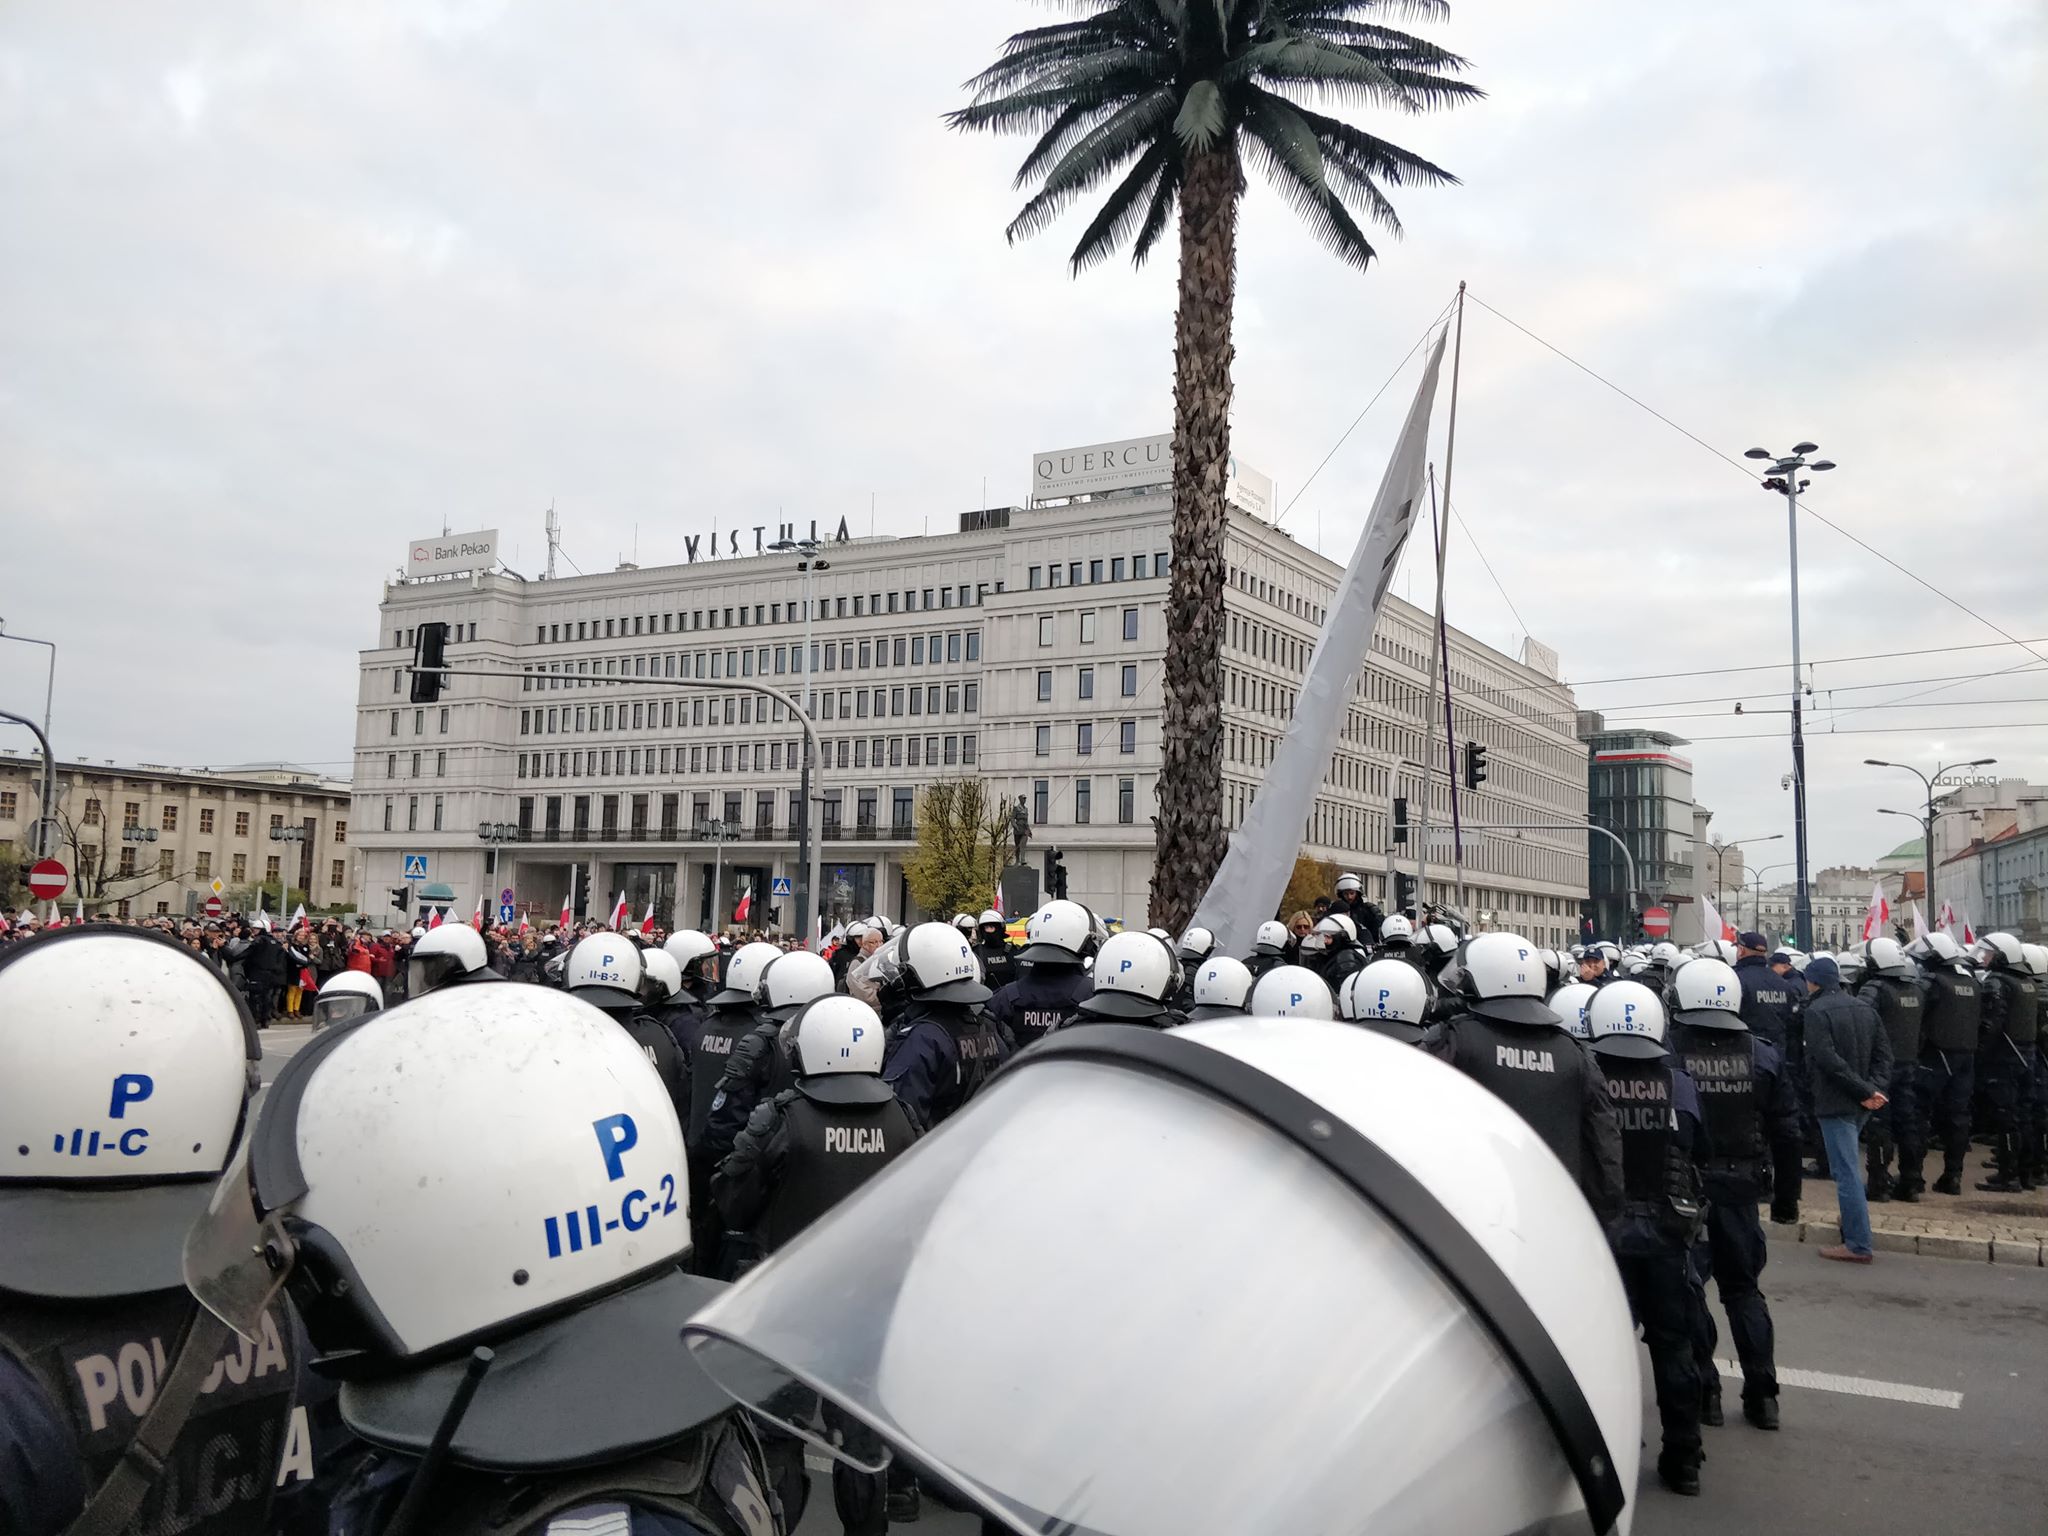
3,874,2041,1532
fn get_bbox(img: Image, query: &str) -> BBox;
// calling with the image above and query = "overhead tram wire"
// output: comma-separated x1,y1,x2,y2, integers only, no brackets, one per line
1459,291,2048,676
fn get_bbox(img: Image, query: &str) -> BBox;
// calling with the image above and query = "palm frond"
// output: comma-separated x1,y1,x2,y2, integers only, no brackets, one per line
1004,86,1180,243
1014,100,1114,188
1274,0,1452,23
1242,92,1378,269
947,71,1152,136
1280,95,1459,187
1233,34,1475,113
962,46,1172,109
1130,160,1183,265
1069,139,1177,270
1291,18,1472,71
1173,79,1228,151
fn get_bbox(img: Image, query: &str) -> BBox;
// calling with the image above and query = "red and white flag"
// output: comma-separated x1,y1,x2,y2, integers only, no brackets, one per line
993,883,1005,919
638,902,656,936
1701,892,1734,944
1937,899,1958,934
559,894,572,930
608,891,628,931
1910,902,1929,943
733,890,753,925
473,894,486,929
1961,908,1977,946
1860,882,1890,943
519,911,531,934
427,906,443,930
291,903,308,931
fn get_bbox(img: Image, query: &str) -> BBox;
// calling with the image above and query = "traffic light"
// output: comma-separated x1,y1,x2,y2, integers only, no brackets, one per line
1392,796,1409,845
1395,872,1417,912
1464,742,1488,792
410,621,451,704
389,886,411,912
1048,847,1069,901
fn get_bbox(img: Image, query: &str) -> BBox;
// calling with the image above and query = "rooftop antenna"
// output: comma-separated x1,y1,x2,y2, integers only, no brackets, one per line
545,501,560,580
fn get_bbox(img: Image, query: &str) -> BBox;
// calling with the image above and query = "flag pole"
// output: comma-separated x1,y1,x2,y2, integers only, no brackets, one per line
1415,281,1466,922
1427,467,1468,916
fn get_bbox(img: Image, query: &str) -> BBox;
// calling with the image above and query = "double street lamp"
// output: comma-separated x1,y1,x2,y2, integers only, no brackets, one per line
1708,833,1783,912
1745,860,1795,936
1744,440,1836,951
478,820,520,879
1865,757,1993,922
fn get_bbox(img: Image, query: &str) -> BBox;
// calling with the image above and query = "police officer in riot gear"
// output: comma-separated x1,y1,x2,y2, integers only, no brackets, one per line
1186,955,1255,1021
881,922,1009,1130
974,909,1019,993
1171,925,1218,1010
987,899,1097,1047
2023,944,2048,1188
1340,958,1433,1044
185,984,786,1536
0,927,295,1536
1858,936,1927,1201
1331,871,1381,942
564,934,688,1122
1667,955,1799,1433
1912,932,1981,1195
705,950,837,1183
1248,964,1337,1020
1297,913,1368,992
405,920,504,996
311,967,385,1029
1731,931,1804,1222
678,939,782,1275
1245,919,1291,979
1065,930,1185,1030
663,929,720,1010
1585,980,1707,1496
1426,931,1624,1222
712,994,916,1535
1972,932,2039,1192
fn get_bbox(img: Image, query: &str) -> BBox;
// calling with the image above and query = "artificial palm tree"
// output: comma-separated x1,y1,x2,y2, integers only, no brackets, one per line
950,0,1479,929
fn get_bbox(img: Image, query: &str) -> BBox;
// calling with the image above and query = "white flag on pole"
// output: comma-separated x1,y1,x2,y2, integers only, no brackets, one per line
1701,891,1732,944
1860,882,1890,943
1910,902,1929,943
1189,331,1449,956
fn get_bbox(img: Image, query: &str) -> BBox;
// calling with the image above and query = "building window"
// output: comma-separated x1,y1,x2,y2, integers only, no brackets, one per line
436,750,447,777
390,711,399,737
1119,777,1136,824
414,708,424,734
963,733,977,764
1121,664,1138,696
1037,669,1053,702
1123,607,1139,641
234,811,250,837
232,853,248,882
264,855,281,883
1112,557,1126,581
160,805,178,831
121,801,141,830
383,800,393,831
1079,611,1096,644
432,795,444,832
407,796,418,832
964,683,980,713
966,631,981,661
1033,779,1049,824
0,791,12,820
439,706,450,733
333,819,346,844
199,808,215,833
1077,722,1094,755
1036,724,1051,757
1038,615,1054,646
157,849,175,879
195,851,211,879
1121,720,1137,754
1078,666,1095,700
84,798,102,825
329,858,345,889
1075,779,1092,823
1089,559,1104,584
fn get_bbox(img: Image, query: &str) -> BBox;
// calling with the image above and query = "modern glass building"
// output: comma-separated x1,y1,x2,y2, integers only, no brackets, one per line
1578,716,1696,942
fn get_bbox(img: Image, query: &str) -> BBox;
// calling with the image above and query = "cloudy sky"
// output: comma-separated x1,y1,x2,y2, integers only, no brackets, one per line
2,0,2042,875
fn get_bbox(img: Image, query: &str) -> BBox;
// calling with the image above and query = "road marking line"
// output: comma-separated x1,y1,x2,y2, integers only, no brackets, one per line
1716,1359,1962,1410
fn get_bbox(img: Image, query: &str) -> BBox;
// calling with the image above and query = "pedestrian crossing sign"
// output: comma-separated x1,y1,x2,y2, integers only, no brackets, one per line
772,876,793,897
403,854,429,880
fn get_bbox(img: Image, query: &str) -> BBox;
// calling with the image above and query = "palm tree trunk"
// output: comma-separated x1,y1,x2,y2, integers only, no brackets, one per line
1150,144,1239,932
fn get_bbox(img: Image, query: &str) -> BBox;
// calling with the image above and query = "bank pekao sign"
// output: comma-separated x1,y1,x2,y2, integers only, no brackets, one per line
406,528,499,579
1032,433,1275,517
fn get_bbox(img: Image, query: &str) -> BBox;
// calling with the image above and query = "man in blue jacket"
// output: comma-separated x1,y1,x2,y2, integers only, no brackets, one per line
1802,956,1893,1264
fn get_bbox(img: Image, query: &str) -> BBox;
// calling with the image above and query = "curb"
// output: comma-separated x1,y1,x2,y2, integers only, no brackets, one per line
1761,1209,2044,1267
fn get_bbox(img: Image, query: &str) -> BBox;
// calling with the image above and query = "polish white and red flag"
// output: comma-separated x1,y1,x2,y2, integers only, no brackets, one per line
1860,883,1891,943
1700,892,1735,944
638,902,656,936
1910,903,1929,943
608,891,628,931
473,894,486,929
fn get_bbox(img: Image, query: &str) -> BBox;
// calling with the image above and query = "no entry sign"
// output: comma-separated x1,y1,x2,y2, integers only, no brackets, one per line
203,895,224,918
27,858,67,901
1640,906,1671,938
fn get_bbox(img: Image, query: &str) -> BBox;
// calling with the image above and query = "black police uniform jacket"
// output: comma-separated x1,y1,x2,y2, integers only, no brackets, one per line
705,1014,797,1168
1979,967,2040,1058
1732,955,1800,1051
1595,1054,1707,1249
1672,1024,1802,1193
0,1289,298,1536
1426,1008,1624,1222
713,1075,919,1255
880,1001,1011,1131
987,964,1094,1050
1857,975,1924,1065
1916,965,1980,1055
974,938,1019,995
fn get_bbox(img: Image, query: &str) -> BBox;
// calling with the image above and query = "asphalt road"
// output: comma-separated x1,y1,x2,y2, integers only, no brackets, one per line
256,1030,2048,1533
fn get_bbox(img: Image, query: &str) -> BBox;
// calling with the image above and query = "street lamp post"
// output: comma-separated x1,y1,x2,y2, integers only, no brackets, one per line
1865,757,1994,923
769,537,830,941
1709,833,1784,917
1744,861,1795,936
0,622,57,859
478,820,520,885
268,823,308,917
1744,441,1836,950
698,819,742,934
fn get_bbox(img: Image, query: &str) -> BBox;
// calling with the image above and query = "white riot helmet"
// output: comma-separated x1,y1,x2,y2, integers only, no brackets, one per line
1911,931,1965,967
663,929,718,986
1548,981,1597,1043
1252,919,1291,958
407,922,495,996
1342,959,1431,1042
1187,956,1254,1022
564,933,646,1011
1084,931,1179,1018
641,948,684,1005
313,969,385,1030
1335,873,1362,897
1177,926,1217,966
1834,950,1866,987
1697,938,1738,965
978,909,1004,929
1298,914,1355,956
1446,932,1558,1026
1418,923,1460,967
1974,932,2025,971
1020,900,1096,965
709,939,784,1007
185,985,731,1466
1669,956,1744,1030
1863,935,1914,980
896,922,992,1005
0,928,260,1299
2021,943,2048,980
1648,941,1683,971
757,950,836,1021
1782,950,1810,975
1585,981,1668,1059
1248,965,1335,1021
786,995,887,1082
843,919,871,945
953,913,978,932
1377,913,1414,948
682,1018,1641,1536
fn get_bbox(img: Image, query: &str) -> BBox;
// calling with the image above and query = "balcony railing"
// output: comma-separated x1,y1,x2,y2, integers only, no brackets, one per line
516,822,916,846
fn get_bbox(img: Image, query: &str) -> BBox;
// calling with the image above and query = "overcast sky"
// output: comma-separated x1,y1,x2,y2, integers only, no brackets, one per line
2,0,2042,877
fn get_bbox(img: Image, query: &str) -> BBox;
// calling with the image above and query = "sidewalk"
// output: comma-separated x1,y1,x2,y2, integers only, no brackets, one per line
1764,1144,2048,1267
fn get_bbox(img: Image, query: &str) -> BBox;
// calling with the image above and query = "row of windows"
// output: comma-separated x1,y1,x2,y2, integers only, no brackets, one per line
513,787,922,839
1228,560,1326,627
386,706,453,737
1024,551,1169,590
1,794,342,844
1025,776,1140,826
512,732,983,785
1032,720,1142,757
1033,664,1139,703
518,682,982,740
522,584,995,648
1036,607,1142,646
515,631,983,694
390,622,479,650
84,845,342,890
